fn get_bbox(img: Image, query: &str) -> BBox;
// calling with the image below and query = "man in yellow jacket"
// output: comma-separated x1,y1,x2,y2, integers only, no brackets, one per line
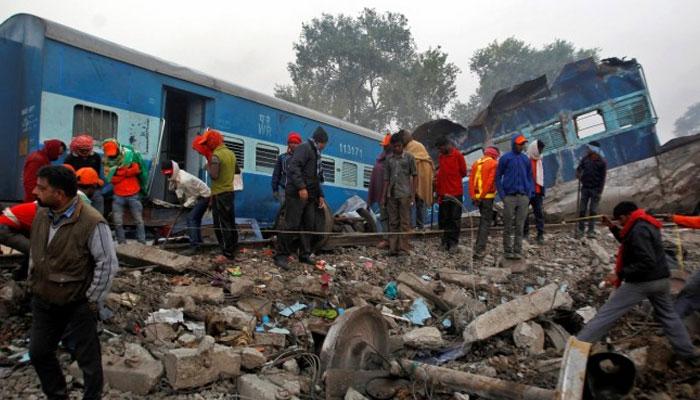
401,130,434,229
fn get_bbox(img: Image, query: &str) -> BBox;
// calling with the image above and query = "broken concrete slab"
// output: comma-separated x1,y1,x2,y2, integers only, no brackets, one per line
463,283,573,343
480,267,512,283
239,347,266,370
513,322,545,355
351,281,385,302
237,296,273,316
397,272,451,311
172,285,224,304
163,292,197,314
439,269,487,288
254,332,286,348
229,277,255,298
218,305,256,331
144,323,178,343
116,242,192,271
163,336,241,389
403,327,445,350
237,374,300,400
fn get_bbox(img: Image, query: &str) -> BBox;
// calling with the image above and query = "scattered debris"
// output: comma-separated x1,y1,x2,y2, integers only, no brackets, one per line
513,322,545,355
403,326,445,349
116,242,192,271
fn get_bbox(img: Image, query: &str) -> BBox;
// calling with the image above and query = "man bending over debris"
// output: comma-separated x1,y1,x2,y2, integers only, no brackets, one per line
435,136,467,252
470,146,499,260
382,132,418,256
274,127,329,269
577,201,699,365
28,165,118,399
496,134,534,260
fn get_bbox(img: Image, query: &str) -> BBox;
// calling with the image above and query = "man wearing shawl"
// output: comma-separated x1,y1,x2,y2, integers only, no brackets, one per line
524,140,546,244
401,130,434,229
65,135,104,213
102,138,147,244
576,141,607,238
577,201,699,365
23,139,66,202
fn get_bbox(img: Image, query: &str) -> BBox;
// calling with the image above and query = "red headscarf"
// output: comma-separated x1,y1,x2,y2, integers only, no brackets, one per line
43,139,65,161
70,135,94,154
484,146,500,159
288,132,302,144
192,129,224,161
612,209,663,287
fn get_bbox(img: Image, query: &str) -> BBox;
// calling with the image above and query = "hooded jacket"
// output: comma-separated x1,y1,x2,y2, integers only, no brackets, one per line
23,140,65,202
436,147,467,199
167,161,211,207
495,135,535,199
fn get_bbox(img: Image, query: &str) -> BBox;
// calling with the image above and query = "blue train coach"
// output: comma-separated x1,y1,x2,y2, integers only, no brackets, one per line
0,13,382,225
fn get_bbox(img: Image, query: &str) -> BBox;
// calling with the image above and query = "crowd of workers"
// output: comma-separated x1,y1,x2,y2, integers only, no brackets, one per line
1,127,699,399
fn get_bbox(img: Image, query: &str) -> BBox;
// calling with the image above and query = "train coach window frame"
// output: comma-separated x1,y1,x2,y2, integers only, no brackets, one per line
341,161,358,187
321,157,336,183
574,109,606,139
363,166,373,188
255,143,279,172
223,137,245,169
72,104,118,141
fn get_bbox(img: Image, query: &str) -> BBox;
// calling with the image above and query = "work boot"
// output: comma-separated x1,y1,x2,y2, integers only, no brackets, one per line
586,230,597,239
536,234,545,245
298,254,315,266
273,255,289,270
511,252,523,260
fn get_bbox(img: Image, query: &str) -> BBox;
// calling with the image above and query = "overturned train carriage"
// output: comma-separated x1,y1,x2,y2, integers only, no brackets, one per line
416,57,700,217
0,13,382,226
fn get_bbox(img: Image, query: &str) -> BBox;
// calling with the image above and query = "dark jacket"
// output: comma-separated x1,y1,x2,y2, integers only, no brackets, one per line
64,153,102,177
271,152,291,193
495,134,535,198
576,154,607,192
612,220,670,283
286,139,324,198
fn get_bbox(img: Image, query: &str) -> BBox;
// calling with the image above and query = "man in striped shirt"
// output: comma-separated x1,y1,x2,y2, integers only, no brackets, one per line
28,165,118,400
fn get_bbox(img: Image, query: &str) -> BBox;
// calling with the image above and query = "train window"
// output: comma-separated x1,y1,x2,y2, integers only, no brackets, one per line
341,162,358,187
615,96,650,129
575,110,606,138
73,105,118,141
321,157,335,183
531,121,566,151
224,138,245,168
363,166,373,188
255,143,279,172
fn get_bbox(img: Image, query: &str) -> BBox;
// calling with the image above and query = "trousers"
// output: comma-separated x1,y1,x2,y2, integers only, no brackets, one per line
112,194,145,244
212,191,237,258
577,278,696,358
30,298,103,400
187,196,209,246
438,195,462,249
387,196,412,254
473,199,494,257
502,194,529,255
278,195,318,257
524,194,545,237
578,187,601,234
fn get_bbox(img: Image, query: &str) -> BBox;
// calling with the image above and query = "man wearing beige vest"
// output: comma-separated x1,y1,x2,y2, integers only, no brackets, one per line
28,165,118,400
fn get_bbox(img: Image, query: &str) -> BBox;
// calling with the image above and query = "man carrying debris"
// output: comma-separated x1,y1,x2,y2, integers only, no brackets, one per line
577,201,699,365
161,160,211,254
28,165,118,400
381,133,418,256
496,134,534,260
65,135,104,214
274,127,329,269
576,141,607,238
401,130,434,229
271,132,303,206
367,133,392,248
524,139,546,244
102,138,148,244
193,129,238,262
435,137,467,251
470,146,500,260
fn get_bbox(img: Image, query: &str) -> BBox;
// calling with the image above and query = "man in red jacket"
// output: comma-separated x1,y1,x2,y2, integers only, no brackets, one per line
23,139,66,201
435,137,467,252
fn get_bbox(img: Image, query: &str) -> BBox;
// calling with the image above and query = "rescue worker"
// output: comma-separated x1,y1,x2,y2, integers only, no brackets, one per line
402,130,434,229
65,135,104,214
271,132,303,206
469,146,500,260
576,141,607,238
366,133,392,248
577,202,699,365
75,167,104,209
496,134,535,260
28,165,119,400
102,138,147,244
23,139,66,202
0,201,37,254
274,127,329,269
524,139,546,244
161,160,211,254
193,129,238,262
435,136,467,252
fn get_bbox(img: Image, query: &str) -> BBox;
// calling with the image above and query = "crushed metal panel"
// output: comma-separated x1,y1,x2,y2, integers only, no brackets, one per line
555,336,591,400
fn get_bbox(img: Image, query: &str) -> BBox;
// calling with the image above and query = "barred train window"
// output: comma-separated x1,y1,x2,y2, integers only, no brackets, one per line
73,105,118,141
321,157,335,183
363,166,373,188
341,162,358,187
224,138,245,168
255,143,279,172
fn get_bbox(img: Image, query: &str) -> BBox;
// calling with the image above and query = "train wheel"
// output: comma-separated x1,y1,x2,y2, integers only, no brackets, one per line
312,204,333,252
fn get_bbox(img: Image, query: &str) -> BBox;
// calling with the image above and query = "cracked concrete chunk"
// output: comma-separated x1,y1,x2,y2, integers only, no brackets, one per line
237,374,300,400
239,347,266,370
163,336,241,389
116,242,192,271
513,321,545,354
172,285,224,304
403,327,445,350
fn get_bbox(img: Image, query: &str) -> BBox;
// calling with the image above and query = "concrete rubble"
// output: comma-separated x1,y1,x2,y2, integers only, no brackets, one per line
1,223,699,399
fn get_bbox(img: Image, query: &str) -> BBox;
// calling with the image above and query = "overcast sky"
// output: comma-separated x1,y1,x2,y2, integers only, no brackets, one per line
2,0,699,143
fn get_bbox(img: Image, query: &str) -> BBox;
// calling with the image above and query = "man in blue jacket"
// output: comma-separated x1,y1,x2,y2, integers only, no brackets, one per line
496,134,535,260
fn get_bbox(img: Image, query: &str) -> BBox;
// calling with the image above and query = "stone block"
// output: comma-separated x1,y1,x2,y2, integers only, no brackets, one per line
403,327,445,350
237,374,300,400
229,278,255,298
163,336,241,389
239,347,266,370
116,242,192,271
513,321,545,354
172,285,224,304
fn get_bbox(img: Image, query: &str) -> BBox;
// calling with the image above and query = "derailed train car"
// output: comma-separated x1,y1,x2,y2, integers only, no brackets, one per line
0,14,382,226
416,57,700,217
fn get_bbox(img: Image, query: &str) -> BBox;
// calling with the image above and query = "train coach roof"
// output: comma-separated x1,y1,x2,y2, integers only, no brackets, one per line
4,13,383,141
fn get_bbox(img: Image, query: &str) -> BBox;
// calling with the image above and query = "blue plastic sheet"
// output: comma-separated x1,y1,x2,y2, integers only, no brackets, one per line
403,298,431,326
279,302,307,317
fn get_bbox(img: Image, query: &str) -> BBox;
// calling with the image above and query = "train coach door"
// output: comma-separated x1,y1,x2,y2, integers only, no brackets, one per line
151,88,206,202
